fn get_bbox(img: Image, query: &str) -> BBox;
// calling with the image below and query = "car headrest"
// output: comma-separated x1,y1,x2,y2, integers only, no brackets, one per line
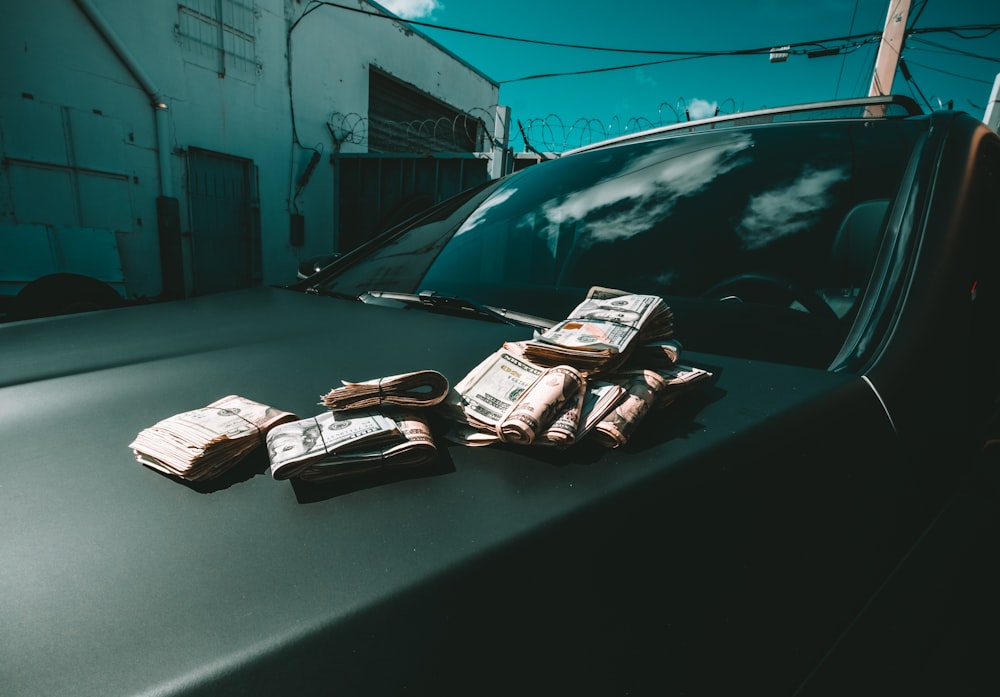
832,199,890,287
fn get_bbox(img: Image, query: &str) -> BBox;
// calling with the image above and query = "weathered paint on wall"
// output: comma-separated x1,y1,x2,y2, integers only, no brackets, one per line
0,0,500,301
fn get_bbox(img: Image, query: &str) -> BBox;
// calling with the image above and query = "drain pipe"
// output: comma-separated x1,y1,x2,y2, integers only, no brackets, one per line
72,0,173,197
72,0,183,298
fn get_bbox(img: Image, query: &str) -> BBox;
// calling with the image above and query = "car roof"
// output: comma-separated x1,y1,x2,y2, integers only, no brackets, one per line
562,94,926,156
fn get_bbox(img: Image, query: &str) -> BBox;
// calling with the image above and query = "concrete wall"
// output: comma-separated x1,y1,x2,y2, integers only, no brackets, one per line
0,0,499,300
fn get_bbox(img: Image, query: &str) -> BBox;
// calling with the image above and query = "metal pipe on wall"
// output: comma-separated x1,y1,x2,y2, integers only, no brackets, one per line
72,0,174,197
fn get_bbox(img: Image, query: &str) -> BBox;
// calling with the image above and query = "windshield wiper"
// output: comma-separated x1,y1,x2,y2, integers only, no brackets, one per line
303,287,359,301
359,290,554,330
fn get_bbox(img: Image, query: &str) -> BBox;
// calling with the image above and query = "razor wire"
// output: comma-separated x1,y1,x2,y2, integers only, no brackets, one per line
327,97,741,157
328,107,499,154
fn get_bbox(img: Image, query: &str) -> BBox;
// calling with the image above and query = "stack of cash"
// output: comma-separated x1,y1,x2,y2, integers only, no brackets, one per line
267,409,436,481
523,287,674,374
320,370,449,410
130,395,297,481
448,319,711,450
449,345,585,446
591,365,713,448
537,380,628,447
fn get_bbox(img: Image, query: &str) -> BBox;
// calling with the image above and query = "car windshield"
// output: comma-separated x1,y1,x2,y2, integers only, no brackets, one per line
318,118,927,368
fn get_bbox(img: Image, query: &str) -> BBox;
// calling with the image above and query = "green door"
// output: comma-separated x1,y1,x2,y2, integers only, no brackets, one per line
187,148,260,295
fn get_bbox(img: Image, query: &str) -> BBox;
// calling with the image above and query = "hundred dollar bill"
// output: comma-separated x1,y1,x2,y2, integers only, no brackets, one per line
538,387,586,447
649,364,713,407
451,347,545,431
590,365,712,447
267,409,404,480
539,380,629,447
320,370,450,411
451,345,585,445
498,364,584,445
130,395,297,481
590,370,667,448
523,287,673,373
582,286,675,343
293,410,437,482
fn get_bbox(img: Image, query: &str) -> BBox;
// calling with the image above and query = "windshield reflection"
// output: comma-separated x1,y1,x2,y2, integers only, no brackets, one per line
736,166,849,250
542,133,754,247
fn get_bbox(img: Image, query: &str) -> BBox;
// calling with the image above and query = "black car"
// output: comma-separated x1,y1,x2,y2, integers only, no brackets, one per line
4,95,1000,696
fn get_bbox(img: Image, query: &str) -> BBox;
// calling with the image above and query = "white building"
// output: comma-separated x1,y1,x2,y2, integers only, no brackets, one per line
0,0,502,311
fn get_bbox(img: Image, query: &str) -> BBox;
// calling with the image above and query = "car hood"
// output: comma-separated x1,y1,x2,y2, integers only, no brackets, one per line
1,287,888,696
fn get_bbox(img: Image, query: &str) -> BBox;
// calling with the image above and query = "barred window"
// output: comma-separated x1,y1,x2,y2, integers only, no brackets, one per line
177,0,257,79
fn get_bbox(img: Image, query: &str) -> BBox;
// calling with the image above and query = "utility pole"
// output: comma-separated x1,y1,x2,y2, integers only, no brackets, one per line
868,0,912,97
985,73,1000,133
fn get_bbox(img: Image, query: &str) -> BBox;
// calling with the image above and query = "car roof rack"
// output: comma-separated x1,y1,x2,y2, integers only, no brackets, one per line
564,95,924,155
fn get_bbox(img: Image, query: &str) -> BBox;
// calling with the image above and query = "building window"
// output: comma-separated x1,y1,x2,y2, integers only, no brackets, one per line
177,0,257,79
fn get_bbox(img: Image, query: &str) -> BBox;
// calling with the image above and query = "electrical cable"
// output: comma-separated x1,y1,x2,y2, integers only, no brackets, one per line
907,36,1000,63
297,0,884,58
898,56,999,85
899,58,934,110
835,0,862,98
293,2,999,87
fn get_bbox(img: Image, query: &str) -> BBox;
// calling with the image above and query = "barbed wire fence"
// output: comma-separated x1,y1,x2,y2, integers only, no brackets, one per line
327,106,500,154
327,97,742,163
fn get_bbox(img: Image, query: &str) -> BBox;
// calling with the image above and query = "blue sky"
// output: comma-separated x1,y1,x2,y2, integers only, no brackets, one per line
375,0,1000,152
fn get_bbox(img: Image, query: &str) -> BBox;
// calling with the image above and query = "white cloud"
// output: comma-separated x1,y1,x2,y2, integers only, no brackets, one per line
378,0,443,19
686,98,719,120
454,187,517,236
543,132,754,246
736,166,849,250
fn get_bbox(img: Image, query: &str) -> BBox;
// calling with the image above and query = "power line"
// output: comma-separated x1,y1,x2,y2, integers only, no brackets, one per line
501,39,878,84
899,55,999,85
907,36,1000,63
296,2,1000,86
298,0,885,58
835,0,862,98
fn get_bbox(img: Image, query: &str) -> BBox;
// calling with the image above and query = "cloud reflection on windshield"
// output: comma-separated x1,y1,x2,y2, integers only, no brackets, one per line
736,166,848,250
454,187,518,237
540,133,755,246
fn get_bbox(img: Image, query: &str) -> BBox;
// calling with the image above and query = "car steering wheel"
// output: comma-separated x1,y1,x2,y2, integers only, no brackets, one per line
701,272,839,321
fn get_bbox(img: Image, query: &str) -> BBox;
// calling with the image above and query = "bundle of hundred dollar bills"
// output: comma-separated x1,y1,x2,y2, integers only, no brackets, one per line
319,369,450,410
445,287,710,448
264,370,449,481
266,408,437,481
522,286,675,375
129,395,298,481
446,345,709,448
132,286,710,483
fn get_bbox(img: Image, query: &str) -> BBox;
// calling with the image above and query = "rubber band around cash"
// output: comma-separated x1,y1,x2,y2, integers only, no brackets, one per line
314,416,330,455
216,407,265,445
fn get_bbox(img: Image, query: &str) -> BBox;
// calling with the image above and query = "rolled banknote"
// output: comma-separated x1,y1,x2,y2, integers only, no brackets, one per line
538,387,586,447
590,365,712,447
498,364,584,445
452,347,545,433
538,380,628,447
590,370,669,448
